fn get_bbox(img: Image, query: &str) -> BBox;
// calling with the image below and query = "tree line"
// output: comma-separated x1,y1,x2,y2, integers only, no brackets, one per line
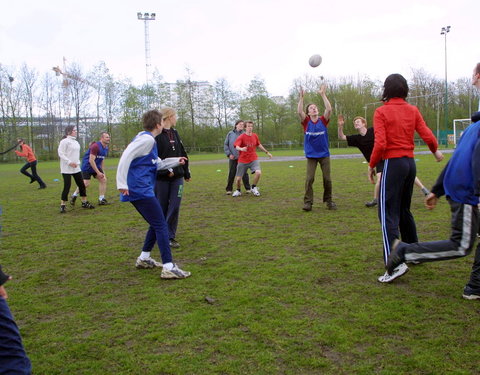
0,61,478,161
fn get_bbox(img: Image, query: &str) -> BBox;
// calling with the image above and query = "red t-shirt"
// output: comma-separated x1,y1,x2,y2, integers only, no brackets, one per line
234,133,260,163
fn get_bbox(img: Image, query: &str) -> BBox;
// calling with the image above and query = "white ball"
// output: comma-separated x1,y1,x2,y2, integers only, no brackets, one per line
309,54,322,68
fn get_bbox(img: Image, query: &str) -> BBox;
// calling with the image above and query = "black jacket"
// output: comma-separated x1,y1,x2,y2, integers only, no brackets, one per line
155,128,191,181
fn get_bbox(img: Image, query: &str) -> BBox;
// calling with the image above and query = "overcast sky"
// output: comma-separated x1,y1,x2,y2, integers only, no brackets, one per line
1,0,478,96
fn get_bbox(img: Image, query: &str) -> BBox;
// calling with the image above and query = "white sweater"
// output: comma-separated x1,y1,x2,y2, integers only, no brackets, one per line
58,136,81,174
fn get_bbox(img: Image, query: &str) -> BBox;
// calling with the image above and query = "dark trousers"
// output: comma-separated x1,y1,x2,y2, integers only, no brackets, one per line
20,161,46,188
379,157,417,264
61,172,86,201
304,157,332,204
131,197,172,264
398,200,480,289
155,178,184,241
226,159,250,191
0,297,32,375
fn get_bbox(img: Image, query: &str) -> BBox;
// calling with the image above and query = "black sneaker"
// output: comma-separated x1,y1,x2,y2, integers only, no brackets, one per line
70,195,77,205
38,185,47,189
98,198,108,205
386,239,404,275
365,198,377,208
326,201,337,210
60,205,66,214
462,285,480,300
169,239,180,248
81,201,95,209
302,203,312,212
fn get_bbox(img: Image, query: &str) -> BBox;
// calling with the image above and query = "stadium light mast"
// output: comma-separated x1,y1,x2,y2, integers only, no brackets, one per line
137,12,156,88
440,25,451,132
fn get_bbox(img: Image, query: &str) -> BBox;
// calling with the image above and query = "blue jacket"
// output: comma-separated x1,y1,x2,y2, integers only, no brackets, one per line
432,120,480,205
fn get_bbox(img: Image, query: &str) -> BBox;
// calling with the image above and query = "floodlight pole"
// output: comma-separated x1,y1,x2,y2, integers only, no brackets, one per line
440,25,451,132
137,12,156,88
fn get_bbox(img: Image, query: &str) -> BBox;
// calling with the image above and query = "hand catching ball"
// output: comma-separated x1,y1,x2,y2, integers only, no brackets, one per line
309,54,322,68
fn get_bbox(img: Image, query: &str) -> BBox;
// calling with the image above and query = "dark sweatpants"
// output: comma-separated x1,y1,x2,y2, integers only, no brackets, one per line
20,161,46,188
0,297,32,374
397,200,480,289
378,157,417,264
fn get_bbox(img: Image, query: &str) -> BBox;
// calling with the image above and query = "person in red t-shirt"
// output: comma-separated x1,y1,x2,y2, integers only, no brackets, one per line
368,74,443,284
232,121,272,197
14,138,47,189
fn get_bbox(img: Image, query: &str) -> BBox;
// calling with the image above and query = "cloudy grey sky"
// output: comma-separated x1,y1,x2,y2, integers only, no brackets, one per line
1,0,478,96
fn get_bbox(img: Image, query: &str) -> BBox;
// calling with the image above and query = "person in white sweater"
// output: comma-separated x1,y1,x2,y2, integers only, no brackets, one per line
57,126,95,213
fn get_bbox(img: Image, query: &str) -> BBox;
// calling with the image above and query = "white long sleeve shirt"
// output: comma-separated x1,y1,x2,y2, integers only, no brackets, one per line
58,136,81,174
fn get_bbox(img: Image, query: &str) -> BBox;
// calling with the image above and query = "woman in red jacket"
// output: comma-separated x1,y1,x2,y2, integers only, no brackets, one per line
15,139,47,189
368,74,443,283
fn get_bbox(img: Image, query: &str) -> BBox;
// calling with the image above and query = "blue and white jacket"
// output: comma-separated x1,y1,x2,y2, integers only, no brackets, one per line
116,131,183,202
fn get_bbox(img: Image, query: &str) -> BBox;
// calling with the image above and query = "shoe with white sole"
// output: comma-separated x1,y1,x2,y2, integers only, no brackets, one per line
136,257,162,269
251,187,260,196
161,264,191,279
377,263,409,283
232,190,241,197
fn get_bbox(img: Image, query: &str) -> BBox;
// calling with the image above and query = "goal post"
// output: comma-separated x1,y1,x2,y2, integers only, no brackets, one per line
451,118,472,146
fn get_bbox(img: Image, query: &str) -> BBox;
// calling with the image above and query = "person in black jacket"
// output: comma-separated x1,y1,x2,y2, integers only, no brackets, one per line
154,107,191,249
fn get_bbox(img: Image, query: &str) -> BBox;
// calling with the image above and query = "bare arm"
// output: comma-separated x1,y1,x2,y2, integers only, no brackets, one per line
319,84,332,120
297,87,306,122
337,115,347,141
258,144,272,158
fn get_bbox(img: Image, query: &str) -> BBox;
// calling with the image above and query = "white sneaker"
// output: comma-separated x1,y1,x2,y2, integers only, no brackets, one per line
377,263,409,283
161,264,191,279
136,256,162,269
232,190,242,197
251,187,260,196
245,189,251,194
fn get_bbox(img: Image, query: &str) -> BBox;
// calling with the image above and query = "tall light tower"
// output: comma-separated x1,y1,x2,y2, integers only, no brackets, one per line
440,25,451,131
137,12,156,87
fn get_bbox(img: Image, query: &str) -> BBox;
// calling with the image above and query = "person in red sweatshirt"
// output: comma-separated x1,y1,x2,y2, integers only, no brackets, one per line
15,139,47,189
368,74,443,283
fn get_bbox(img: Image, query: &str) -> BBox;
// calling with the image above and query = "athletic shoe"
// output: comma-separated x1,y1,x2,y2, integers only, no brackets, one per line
70,195,77,205
232,190,241,197
365,198,377,208
386,239,403,275
302,203,312,212
326,201,337,210
245,189,251,194
169,239,180,248
251,187,260,196
29,178,35,184
377,263,409,283
81,201,95,209
136,256,162,269
161,264,191,279
226,191,232,195
38,185,47,189
60,205,66,214
462,285,480,300
98,198,108,205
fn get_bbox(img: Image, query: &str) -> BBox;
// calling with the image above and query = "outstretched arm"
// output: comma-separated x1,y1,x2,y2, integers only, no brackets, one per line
258,144,272,158
297,87,306,122
319,84,332,121
337,115,347,141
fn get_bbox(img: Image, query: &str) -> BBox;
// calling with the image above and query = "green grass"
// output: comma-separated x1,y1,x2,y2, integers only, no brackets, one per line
1,152,479,374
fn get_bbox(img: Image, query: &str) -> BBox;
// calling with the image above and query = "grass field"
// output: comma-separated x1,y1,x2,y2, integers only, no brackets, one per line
1,152,479,375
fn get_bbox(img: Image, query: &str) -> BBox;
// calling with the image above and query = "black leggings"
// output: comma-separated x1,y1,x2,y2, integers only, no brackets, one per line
61,172,86,201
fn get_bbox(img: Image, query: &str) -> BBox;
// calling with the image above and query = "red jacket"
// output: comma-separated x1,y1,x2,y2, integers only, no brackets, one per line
15,144,37,163
369,98,438,168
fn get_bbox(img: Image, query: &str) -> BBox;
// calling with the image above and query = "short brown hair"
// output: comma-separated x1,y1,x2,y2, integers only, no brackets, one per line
244,121,254,126
353,116,367,125
475,63,480,75
142,110,162,131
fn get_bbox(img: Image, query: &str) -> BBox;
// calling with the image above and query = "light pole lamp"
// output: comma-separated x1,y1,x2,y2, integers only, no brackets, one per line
137,12,156,87
440,25,450,132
